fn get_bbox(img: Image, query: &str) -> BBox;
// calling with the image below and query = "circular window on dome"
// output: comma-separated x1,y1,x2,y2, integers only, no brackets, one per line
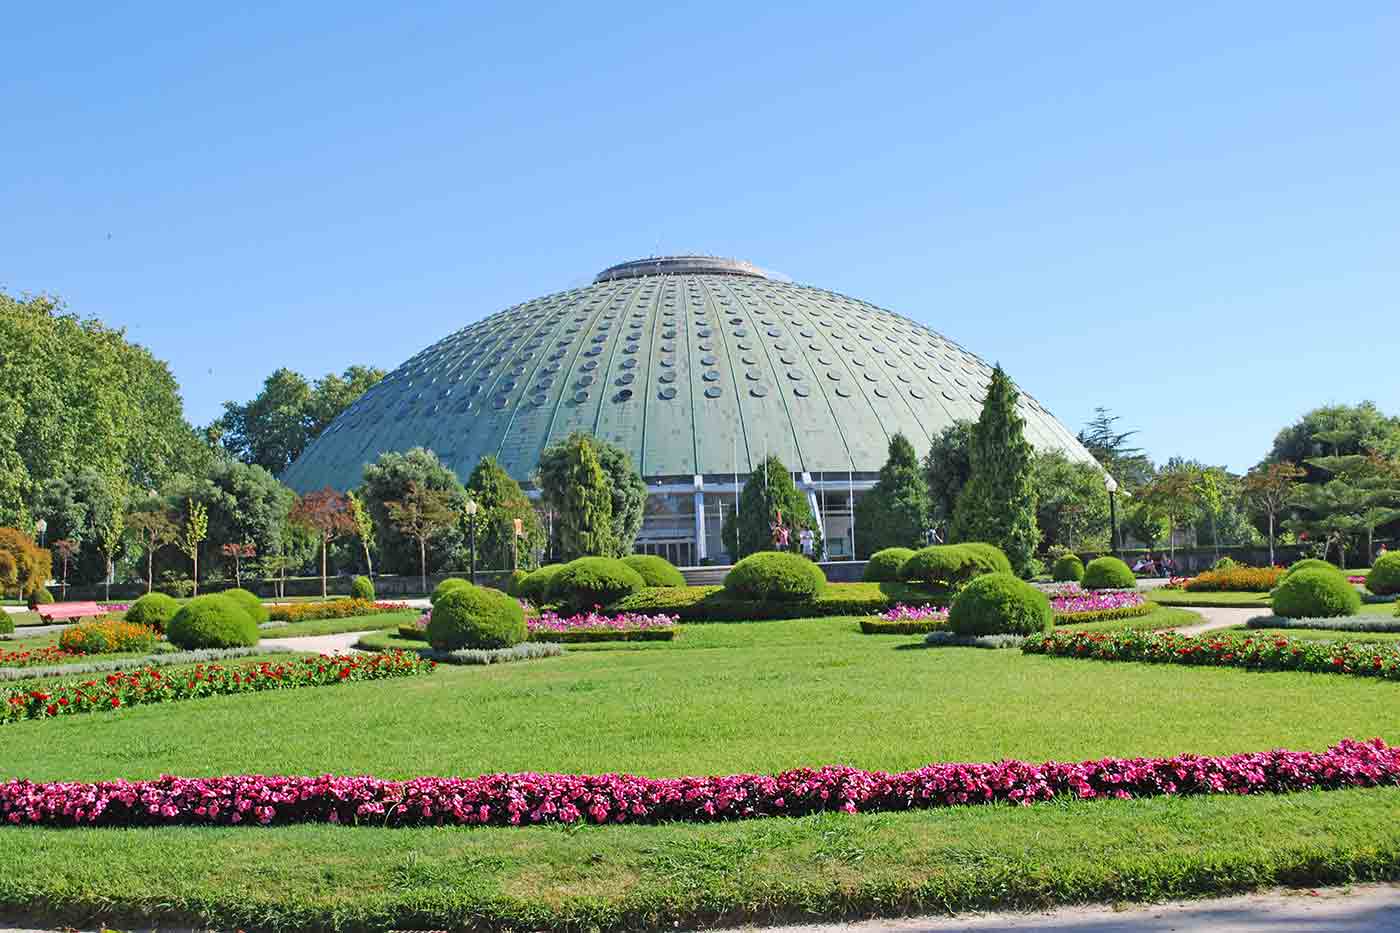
581,360,598,371
896,372,911,383
697,328,712,338
621,358,637,369
729,317,743,325
851,357,866,367
874,386,889,398
574,390,589,403
701,354,718,366
910,387,927,399
661,342,675,353
827,370,842,380
592,334,607,344
618,373,635,385
766,328,781,338
942,389,957,401
733,328,748,337
864,372,879,382
750,385,769,398
662,330,676,339
702,370,721,382
614,389,634,402
800,329,814,338
501,379,517,391
835,385,852,398
659,371,676,384
794,385,811,398
780,354,796,365
738,341,754,351
577,374,595,387
704,386,722,399
660,357,674,368
584,347,602,357
788,370,805,381
624,343,639,354
658,386,677,400
532,394,548,407
493,397,509,410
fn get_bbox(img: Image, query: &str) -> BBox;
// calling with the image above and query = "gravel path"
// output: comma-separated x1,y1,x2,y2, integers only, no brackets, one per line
1172,606,1259,636
258,630,376,654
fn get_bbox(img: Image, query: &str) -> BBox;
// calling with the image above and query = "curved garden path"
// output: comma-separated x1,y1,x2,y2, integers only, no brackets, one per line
1171,606,1260,636
258,630,376,654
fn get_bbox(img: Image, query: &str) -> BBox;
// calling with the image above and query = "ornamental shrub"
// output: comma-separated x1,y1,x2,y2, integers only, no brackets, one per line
724,552,827,603
426,585,526,650
59,619,158,655
1082,556,1136,590
220,588,268,625
1272,567,1361,619
961,542,1013,576
350,575,375,601
1051,554,1084,583
124,592,180,631
166,595,259,649
505,569,530,596
948,572,1053,637
30,587,54,607
548,557,645,610
622,554,686,587
518,564,565,604
1212,556,1238,571
1366,552,1400,596
431,577,471,607
1281,558,1339,581
0,615,11,636
901,545,972,587
864,547,915,582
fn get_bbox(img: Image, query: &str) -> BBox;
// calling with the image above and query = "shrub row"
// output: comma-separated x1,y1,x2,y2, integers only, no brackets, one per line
267,599,412,623
5,739,1393,828
725,552,826,602
1023,629,1400,680
1051,554,1084,583
1246,615,1400,633
1053,602,1156,626
1081,556,1136,590
900,543,1011,587
1183,566,1286,592
859,618,945,635
125,592,180,630
610,585,935,622
1,651,436,725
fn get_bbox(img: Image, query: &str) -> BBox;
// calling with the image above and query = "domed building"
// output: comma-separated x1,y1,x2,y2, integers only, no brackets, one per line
283,256,1096,565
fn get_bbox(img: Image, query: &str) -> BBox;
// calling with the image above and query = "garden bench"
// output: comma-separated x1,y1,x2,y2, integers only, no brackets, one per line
35,601,104,624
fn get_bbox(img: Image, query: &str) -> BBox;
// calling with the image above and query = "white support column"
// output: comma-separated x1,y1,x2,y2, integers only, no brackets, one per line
693,475,706,563
801,472,824,539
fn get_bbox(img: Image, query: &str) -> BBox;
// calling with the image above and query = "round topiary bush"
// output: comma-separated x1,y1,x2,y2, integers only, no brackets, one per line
900,545,972,587
622,554,686,587
124,592,180,631
518,564,565,604
1281,558,1339,581
431,577,472,607
948,572,1053,637
865,547,915,582
1272,566,1361,619
1051,554,1084,583
548,557,646,610
961,542,1013,576
166,594,259,649
1082,556,1136,590
1367,552,1400,596
1212,556,1238,571
219,587,269,625
426,584,527,650
0,614,12,636
723,552,827,603
351,575,375,601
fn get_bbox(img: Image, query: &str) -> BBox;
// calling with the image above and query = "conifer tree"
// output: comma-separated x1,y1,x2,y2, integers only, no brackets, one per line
853,433,932,556
721,455,823,559
950,365,1039,575
545,435,615,559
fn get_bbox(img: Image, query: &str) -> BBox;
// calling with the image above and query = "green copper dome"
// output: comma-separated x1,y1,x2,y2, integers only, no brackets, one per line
282,256,1095,492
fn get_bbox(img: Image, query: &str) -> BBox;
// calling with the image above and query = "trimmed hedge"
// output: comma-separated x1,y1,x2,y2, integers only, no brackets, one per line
350,576,375,601
1367,552,1400,596
0,615,12,636
1281,558,1340,581
961,542,1013,576
864,548,915,583
610,583,946,622
724,552,826,603
901,545,972,587
220,588,269,625
517,564,565,604
166,595,259,649
1051,554,1084,583
124,592,180,631
622,554,686,587
549,557,645,610
1272,567,1361,619
431,578,472,607
949,572,1053,637
1054,602,1155,626
859,618,945,635
1184,566,1286,592
426,585,526,650
1082,556,1136,590
529,627,676,644
505,569,530,596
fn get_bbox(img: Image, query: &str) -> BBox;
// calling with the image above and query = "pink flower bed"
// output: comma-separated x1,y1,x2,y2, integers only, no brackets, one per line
1349,575,1367,585
3,739,1396,829
1049,589,1145,615
527,610,677,634
877,604,947,623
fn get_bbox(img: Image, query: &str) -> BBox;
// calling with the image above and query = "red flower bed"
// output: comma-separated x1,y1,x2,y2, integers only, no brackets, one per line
1,651,436,725
1023,629,1400,680
0,646,78,669
2,739,1395,829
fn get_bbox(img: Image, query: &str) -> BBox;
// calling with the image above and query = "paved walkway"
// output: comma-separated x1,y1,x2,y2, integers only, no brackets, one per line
724,883,1400,932
1172,606,1260,636
258,630,376,654
0,622,72,640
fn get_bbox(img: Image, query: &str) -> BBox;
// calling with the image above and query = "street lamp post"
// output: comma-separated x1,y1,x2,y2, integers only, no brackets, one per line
1105,473,1121,556
465,499,478,585
34,519,46,549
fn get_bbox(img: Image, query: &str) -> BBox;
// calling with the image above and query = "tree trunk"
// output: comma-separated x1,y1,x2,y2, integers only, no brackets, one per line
192,551,198,597
1267,512,1275,566
419,537,427,596
321,535,328,599
363,541,374,578
146,542,154,594
104,560,111,602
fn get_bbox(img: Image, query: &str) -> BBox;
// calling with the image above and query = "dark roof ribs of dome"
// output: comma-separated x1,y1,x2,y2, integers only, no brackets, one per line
595,256,769,283
282,260,1098,493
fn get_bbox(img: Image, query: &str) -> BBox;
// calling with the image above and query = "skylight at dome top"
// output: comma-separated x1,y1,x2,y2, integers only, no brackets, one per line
283,255,1095,494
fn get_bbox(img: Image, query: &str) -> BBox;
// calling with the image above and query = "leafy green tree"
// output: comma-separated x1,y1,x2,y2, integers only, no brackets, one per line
1136,466,1202,558
853,433,931,557
537,433,645,559
359,448,469,575
922,421,973,528
384,482,457,594
34,470,126,585
1077,407,1154,489
159,460,296,582
1242,461,1305,565
1031,452,1111,552
721,455,822,560
950,365,1039,575
1293,453,1400,563
538,434,614,560
94,488,127,601
125,496,177,594
215,365,384,475
346,491,376,577
0,292,208,528
1267,402,1400,475
464,456,544,571
175,499,209,595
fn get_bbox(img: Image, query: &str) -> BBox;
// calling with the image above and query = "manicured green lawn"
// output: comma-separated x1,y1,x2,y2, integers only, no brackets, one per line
260,611,416,640
3,616,1400,930
1057,606,1198,633
1147,590,1271,608
1230,625,1400,643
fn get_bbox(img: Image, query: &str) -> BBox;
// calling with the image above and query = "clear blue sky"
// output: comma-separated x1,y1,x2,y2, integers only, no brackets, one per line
4,3,1397,473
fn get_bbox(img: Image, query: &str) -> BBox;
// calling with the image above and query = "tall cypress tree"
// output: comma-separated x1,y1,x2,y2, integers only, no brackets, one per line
548,434,614,560
721,455,823,559
950,364,1039,575
853,433,932,556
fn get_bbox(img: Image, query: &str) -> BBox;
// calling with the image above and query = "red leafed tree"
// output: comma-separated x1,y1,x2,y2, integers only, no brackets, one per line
290,488,354,599
220,541,257,589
